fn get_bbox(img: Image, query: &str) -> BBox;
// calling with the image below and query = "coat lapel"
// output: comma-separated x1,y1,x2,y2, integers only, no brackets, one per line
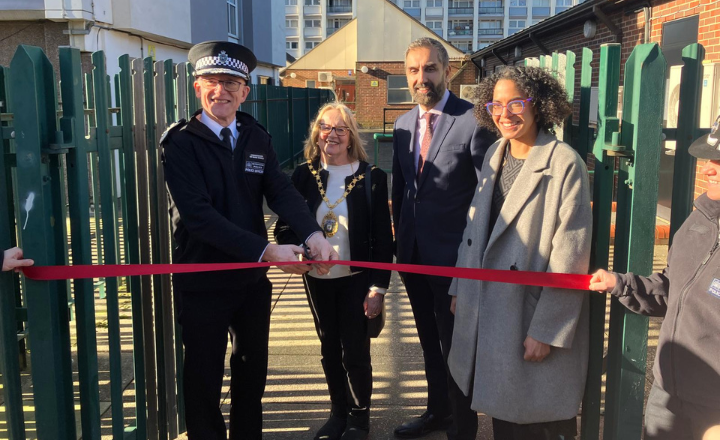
472,140,504,266
485,132,557,254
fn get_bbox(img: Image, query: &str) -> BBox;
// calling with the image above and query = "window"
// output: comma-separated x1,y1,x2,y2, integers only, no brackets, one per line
404,0,420,6
510,0,526,5
306,80,316,88
454,41,472,52
328,18,350,28
305,0,320,4
450,1,471,7
227,0,238,38
387,75,412,104
285,0,297,4
305,41,320,49
556,0,572,4
427,0,443,5
286,41,298,49
286,19,298,27
479,20,502,28
533,0,549,5
426,20,442,29
509,19,525,34
477,40,493,49
305,19,321,27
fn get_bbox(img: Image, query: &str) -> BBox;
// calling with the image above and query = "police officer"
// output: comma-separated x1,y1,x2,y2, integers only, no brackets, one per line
162,41,337,440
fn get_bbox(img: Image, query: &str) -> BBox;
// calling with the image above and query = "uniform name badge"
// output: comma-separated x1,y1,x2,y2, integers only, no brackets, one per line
245,153,265,174
708,278,720,300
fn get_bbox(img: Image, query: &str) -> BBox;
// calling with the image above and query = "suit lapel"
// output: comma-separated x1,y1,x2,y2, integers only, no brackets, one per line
417,93,457,189
485,132,557,254
402,107,420,190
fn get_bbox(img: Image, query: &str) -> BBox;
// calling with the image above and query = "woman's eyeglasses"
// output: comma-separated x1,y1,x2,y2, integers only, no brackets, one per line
319,124,349,136
199,77,243,92
485,98,533,116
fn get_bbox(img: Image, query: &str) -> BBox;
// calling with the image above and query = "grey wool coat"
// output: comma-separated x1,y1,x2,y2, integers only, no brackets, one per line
447,131,592,424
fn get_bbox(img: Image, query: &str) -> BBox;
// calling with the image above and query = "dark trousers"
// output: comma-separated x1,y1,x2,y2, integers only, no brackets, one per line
304,272,372,411
403,266,478,440
644,383,720,440
492,417,577,440
177,277,272,440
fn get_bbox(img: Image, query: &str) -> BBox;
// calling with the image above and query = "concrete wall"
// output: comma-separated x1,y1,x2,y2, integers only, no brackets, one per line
241,0,285,68
191,0,227,43
112,0,192,44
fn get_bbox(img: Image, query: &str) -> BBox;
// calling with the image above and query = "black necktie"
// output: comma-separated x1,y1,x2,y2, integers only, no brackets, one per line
221,127,233,150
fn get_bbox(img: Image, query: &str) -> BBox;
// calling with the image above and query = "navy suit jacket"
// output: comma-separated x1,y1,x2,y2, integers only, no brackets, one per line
392,92,495,275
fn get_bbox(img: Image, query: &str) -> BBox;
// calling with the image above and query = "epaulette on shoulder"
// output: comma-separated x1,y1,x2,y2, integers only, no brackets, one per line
160,119,187,145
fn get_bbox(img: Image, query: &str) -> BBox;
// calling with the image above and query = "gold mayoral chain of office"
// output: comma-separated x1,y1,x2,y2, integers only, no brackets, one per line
307,160,365,238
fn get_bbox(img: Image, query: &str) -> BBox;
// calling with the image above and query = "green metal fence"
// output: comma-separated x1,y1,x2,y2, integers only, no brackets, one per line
0,40,710,440
525,42,708,440
0,45,331,440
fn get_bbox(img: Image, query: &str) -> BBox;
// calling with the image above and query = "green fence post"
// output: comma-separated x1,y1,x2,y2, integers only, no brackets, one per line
132,56,160,440
669,43,705,244
59,46,103,440
92,50,126,440
605,43,666,440
118,53,148,439
582,43,621,440
576,48,593,162
145,57,170,440
563,50,576,145
0,63,26,440
10,44,76,440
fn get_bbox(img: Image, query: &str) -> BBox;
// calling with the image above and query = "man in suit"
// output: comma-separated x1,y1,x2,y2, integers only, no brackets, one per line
162,41,336,440
391,37,495,440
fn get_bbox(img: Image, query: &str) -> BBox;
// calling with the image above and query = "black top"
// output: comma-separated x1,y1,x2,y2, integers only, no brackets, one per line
274,160,394,290
489,146,525,234
161,110,321,291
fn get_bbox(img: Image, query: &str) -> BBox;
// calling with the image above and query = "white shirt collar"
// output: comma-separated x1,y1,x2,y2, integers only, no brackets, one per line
418,89,450,119
199,110,239,146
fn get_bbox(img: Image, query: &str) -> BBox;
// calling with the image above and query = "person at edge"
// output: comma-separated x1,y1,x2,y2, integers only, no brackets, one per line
391,37,496,440
448,66,591,440
274,102,393,440
161,41,337,440
589,113,720,440
3,247,33,272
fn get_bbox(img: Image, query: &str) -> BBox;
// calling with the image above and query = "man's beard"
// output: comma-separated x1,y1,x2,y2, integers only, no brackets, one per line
412,81,445,107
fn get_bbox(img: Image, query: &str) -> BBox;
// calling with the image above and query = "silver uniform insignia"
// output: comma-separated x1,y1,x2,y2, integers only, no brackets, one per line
160,119,187,145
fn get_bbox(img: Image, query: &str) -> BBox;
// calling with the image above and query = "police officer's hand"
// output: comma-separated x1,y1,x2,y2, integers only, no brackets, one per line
589,269,617,292
3,247,34,273
261,244,311,275
305,233,338,276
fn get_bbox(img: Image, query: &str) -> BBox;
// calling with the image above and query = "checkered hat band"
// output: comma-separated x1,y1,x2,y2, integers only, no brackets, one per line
195,55,248,75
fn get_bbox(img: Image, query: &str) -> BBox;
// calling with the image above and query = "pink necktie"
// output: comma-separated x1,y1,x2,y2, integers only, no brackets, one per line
418,113,434,177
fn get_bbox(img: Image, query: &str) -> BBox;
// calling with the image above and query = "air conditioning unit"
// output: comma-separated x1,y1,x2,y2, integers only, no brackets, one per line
318,71,333,82
459,84,480,103
700,63,720,128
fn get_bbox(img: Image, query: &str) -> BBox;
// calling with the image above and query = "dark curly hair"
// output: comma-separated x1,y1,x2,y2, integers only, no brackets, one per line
473,66,572,137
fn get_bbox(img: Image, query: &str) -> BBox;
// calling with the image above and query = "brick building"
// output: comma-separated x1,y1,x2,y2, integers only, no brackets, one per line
470,0,719,219
280,0,481,128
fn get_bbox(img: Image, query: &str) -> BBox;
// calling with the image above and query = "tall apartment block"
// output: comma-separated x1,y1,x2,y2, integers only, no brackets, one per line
285,0,587,58
285,0,357,60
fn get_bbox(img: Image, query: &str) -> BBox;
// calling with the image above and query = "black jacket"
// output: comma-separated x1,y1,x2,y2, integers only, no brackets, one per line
274,160,393,289
613,193,720,408
161,110,321,291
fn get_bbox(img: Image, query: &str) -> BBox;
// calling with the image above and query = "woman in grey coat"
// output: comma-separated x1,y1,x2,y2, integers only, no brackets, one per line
448,67,592,440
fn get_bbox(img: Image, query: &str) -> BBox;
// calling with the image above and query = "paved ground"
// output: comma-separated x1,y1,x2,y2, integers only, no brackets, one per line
0,130,663,439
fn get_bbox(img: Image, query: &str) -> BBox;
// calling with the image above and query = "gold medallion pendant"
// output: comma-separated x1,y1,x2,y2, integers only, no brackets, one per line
321,210,339,237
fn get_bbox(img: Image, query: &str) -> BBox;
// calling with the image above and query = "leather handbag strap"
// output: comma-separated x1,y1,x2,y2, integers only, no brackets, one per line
364,164,374,261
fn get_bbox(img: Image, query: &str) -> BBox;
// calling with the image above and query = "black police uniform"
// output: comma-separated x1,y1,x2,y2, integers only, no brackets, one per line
162,41,321,440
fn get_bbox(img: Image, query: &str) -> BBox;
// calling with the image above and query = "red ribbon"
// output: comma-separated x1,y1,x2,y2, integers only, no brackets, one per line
22,261,591,291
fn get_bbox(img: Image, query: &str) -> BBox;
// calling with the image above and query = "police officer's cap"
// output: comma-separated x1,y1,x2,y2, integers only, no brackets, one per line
188,41,257,81
690,112,720,160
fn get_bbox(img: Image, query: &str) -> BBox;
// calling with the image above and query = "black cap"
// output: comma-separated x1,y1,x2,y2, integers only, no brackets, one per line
689,113,720,160
188,41,257,81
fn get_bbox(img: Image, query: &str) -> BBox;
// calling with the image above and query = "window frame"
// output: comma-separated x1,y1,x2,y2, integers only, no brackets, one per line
387,75,413,105
227,0,238,38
